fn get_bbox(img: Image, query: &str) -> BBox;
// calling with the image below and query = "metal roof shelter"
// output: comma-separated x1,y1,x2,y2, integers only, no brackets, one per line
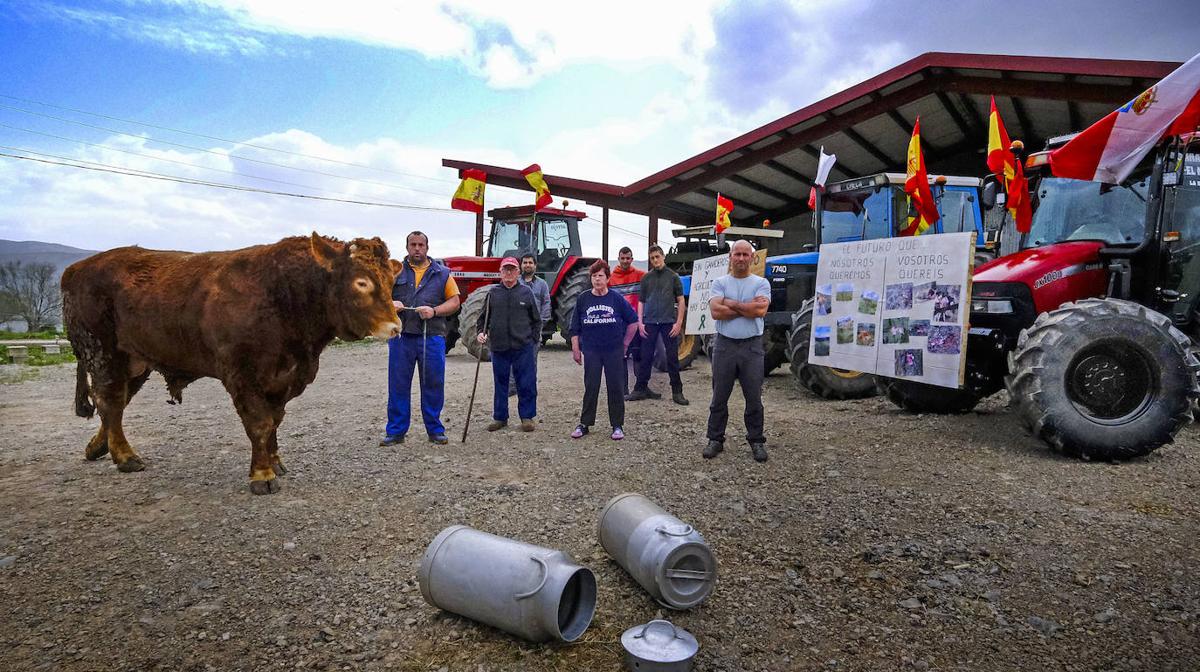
444,52,1180,257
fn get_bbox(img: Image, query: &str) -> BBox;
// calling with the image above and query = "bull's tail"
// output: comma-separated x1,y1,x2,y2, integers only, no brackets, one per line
74,360,95,418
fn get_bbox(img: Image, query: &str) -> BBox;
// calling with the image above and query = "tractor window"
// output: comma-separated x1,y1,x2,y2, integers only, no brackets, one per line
1162,144,1200,322
490,218,530,258
536,218,572,266
1024,176,1150,248
938,188,978,235
819,186,890,244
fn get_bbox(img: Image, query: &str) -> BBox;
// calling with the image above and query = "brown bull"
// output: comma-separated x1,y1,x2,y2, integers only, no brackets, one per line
61,233,401,494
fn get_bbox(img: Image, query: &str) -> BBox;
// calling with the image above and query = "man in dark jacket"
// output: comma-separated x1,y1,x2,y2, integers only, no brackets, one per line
476,257,541,432
629,245,689,405
382,231,461,446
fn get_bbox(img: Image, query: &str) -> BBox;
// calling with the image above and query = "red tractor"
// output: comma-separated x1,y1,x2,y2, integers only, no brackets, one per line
445,205,596,359
880,132,1200,460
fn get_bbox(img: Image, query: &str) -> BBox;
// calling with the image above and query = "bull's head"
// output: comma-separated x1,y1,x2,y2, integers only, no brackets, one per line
310,233,401,341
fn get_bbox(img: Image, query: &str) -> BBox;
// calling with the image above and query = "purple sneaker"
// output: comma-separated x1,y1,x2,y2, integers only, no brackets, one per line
571,424,588,439
611,427,625,441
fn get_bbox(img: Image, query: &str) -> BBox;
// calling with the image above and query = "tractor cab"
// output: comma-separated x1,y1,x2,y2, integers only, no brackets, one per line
485,205,586,279
818,173,990,248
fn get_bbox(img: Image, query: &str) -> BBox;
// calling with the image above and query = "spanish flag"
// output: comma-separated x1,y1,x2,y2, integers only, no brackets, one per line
450,169,487,213
986,97,1033,233
522,164,553,211
900,117,939,236
715,194,733,234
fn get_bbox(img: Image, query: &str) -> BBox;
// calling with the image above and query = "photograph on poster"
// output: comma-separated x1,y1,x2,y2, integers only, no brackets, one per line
933,284,962,322
836,283,855,301
914,281,936,303
837,316,854,343
885,282,913,310
814,325,831,356
894,349,924,376
882,317,910,344
857,322,876,346
816,285,833,315
858,289,879,315
910,319,931,337
927,325,963,354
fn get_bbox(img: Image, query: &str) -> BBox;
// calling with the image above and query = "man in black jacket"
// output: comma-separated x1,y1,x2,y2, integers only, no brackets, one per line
475,257,541,432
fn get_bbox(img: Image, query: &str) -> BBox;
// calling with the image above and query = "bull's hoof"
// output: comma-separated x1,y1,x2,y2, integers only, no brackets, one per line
272,460,288,476
117,455,145,473
249,478,280,495
85,440,109,461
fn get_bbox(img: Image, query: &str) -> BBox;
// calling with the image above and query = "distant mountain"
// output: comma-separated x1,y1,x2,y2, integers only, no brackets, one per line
0,240,98,275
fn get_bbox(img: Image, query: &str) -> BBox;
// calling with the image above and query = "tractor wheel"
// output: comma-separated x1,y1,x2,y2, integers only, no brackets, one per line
701,333,716,358
879,378,982,414
553,267,591,343
1005,298,1200,460
763,327,788,374
459,289,490,362
653,333,702,372
974,250,996,268
787,299,877,399
444,314,460,353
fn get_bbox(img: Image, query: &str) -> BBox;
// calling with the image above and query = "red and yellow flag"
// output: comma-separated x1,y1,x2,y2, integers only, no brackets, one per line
986,97,1033,233
450,169,486,213
715,194,733,234
521,164,553,211
900,117,940,236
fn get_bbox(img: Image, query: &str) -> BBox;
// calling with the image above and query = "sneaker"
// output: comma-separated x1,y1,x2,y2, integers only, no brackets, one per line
486,420,507,432
672,391,689,406
646,389,663,400
702,440,723,459
625,389,650,402
750,443,769,463
429,433,449,445
611,427,625,441
520,419,536,432
571,424,588,439
379,434,405,447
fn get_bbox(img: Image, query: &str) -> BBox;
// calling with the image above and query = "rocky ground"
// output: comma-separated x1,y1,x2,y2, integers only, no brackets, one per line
1,339,1198,671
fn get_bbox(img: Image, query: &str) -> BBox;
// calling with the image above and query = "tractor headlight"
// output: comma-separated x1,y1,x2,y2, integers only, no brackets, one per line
971,299,1014,314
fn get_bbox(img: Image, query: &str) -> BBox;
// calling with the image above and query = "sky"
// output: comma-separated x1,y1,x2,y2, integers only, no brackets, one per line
0,0,1197,258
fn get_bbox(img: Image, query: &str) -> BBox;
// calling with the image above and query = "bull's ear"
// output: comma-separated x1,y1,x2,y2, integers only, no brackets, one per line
310,232,339,270
389,258,403,278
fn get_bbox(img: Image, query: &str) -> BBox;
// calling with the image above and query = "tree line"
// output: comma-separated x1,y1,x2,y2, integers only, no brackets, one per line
0,261,62,333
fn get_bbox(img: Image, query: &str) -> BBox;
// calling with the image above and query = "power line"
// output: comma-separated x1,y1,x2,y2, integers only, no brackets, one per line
0,102,453,198
0,93,460,185
0,148,460,211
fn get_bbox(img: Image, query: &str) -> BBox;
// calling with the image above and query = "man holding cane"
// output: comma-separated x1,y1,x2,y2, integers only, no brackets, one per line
476,257,541,433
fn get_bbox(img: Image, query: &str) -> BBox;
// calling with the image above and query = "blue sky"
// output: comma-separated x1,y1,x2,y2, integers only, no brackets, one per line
0,0,1197,257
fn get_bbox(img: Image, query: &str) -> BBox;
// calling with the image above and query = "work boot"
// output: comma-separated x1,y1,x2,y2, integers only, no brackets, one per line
520,419,536,432
429,433,449,445
646,389,663,400
750,443,769,463
626,388,650,402
486,420,507,432
672,391,689,406
702,440,723,459
379,434,405,447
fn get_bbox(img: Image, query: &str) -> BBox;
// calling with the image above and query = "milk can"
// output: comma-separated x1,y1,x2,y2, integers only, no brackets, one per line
417,525,597,643
598,493,717,609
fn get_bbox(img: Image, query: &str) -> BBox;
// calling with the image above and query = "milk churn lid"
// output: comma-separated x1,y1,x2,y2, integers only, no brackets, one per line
654,530,717,609
621,619,699,665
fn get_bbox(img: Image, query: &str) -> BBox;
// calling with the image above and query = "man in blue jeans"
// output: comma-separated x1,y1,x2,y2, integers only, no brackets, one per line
629,245,689,405
381,231,461,446
475,257,542,432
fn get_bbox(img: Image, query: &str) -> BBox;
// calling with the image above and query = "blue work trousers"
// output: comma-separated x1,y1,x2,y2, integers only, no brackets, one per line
387,333,446,437
491,342,538,421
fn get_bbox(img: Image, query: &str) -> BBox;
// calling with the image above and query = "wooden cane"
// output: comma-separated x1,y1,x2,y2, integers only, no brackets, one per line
461,294,491,443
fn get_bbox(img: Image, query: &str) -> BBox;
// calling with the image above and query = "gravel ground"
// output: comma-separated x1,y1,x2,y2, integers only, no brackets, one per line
1,339,1198,671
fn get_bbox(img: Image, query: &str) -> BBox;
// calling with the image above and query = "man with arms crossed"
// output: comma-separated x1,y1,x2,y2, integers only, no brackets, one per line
704,240,771,462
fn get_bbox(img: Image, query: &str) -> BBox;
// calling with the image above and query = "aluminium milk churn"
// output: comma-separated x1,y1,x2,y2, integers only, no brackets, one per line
418,525,597,643
598,493,717,609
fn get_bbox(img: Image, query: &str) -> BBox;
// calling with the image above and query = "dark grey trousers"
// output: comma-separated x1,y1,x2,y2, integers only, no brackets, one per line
706,333,765,444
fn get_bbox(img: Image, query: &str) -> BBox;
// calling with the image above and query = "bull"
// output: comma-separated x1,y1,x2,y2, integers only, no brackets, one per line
61,233,401,494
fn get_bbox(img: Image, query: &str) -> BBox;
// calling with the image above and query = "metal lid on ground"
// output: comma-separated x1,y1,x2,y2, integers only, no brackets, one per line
621,619,699,669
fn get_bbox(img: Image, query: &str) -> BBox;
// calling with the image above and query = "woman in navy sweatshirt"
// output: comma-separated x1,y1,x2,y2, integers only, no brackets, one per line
569,260,639,440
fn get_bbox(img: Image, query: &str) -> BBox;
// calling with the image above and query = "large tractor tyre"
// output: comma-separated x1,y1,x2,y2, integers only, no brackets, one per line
787,299,877,400
653,333,702,372
701,333,716,358
459,289,491,362
763,327,788,374
444,315,460,353
553,267,591,343
879,378,982,414
974,250,996,269
1005,298,1200,461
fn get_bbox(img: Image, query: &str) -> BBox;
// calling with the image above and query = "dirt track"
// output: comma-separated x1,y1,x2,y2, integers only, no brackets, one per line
1,339,1198,671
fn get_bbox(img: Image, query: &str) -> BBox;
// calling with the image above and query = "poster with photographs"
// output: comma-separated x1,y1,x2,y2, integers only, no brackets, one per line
807,232,975,389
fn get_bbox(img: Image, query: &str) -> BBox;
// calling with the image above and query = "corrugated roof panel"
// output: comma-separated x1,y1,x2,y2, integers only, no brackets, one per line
741,163,808,193
879,73,925,97
708,178,788,210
